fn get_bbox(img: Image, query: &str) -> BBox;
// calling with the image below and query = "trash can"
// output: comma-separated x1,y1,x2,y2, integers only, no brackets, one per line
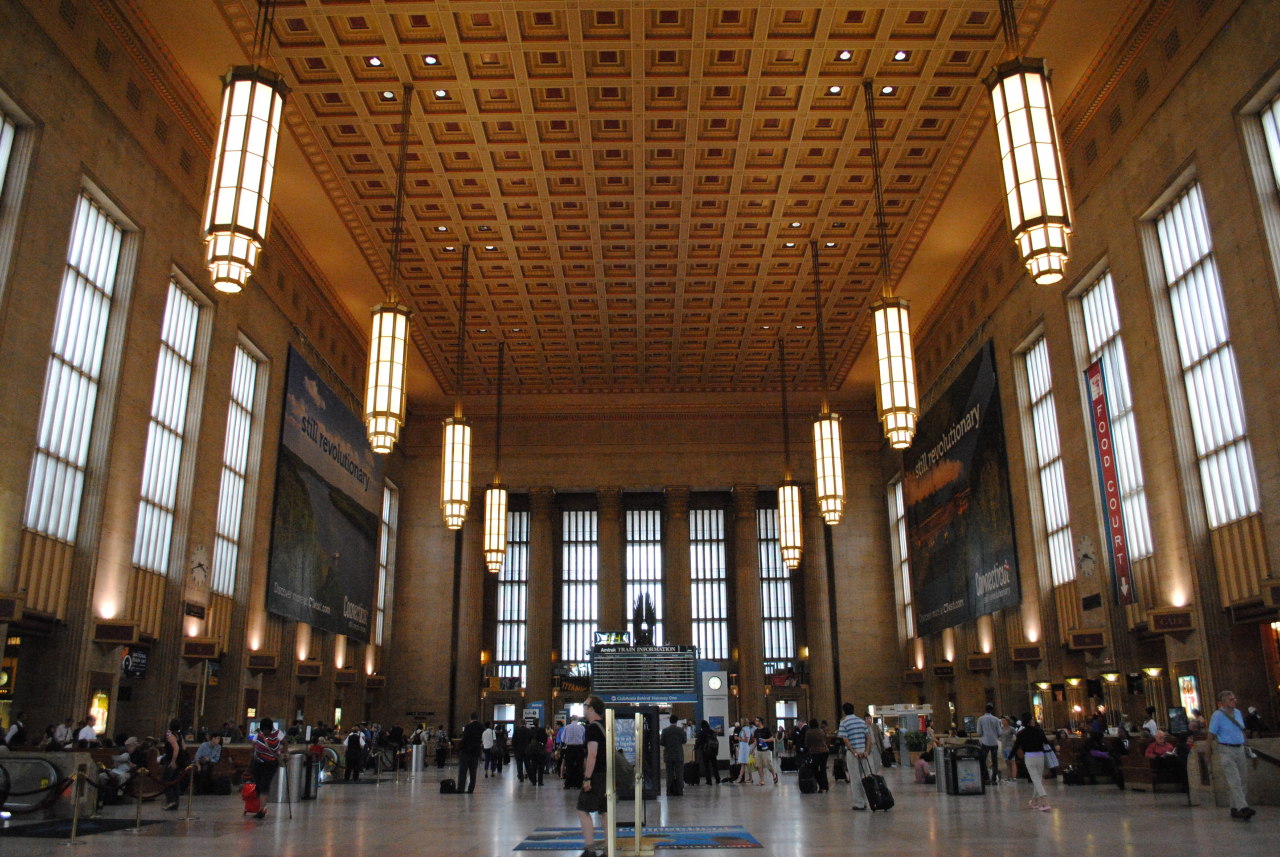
271,753,305,804
411,744,426,772
942,746,985,795
300,753,318,800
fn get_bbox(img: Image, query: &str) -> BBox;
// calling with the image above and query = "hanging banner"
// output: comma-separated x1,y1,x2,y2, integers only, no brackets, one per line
266,347,383,642
1085,360,1136,605
903,342,1020,636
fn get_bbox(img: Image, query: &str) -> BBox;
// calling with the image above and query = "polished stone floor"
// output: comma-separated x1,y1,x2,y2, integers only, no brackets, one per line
2,762,1274,856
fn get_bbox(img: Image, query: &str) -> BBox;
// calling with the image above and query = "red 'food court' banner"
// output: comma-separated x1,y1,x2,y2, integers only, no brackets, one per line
1085,360,1135,606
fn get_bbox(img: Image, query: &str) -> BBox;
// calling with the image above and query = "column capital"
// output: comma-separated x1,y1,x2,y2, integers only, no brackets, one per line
664,486,691,518
732,484,758,519
531,486,556,517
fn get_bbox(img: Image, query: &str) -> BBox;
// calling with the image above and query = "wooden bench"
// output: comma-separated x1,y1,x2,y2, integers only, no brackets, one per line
1121,737,1186,793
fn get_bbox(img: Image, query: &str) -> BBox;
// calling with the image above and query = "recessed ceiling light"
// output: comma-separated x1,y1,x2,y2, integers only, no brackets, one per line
880,85,896,96
795,324,804,329
478,328,488,333
789,221,801,228
892,50,910,62
368,56,383,67
478,225,491,231
436,226,448,232
511,328,521,333
761,325,771,330
484,245,496,251
424,54,440,65
434,89,448,98
380,90,396,100
444,246,456,251
824,242,836,248
784,242,796,248
836,50,853,61
827,85,842,95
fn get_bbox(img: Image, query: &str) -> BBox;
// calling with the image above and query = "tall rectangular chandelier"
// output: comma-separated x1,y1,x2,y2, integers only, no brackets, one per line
202,66,288,294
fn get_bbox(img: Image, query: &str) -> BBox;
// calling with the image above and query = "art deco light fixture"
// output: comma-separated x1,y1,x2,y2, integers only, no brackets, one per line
441,246,473,529
365,84,413,453
864,80,919,449
202,1,288,294
987,0,1073,285
809,242,845,526
776,338,803,571
483,341,508,573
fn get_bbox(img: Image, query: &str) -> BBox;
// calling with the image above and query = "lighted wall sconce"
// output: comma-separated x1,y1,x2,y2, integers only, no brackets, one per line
1141,666,1163,678
1035,681,1051,691
798,646,810,660
1064,677,1083,687
1101,672,1121,684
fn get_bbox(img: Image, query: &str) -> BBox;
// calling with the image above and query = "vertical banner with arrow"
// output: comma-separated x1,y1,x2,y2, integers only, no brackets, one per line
1085,360,1135,605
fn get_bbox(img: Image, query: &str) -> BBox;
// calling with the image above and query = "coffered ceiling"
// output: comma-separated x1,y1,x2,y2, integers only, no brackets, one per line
129,0,1133,402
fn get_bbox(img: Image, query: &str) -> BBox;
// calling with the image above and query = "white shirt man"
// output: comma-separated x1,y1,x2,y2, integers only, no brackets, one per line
77,717,99,746
54,719,73,747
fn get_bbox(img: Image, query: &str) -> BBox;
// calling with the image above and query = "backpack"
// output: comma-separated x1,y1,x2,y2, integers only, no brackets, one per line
347,733,362,751
439,778,457,794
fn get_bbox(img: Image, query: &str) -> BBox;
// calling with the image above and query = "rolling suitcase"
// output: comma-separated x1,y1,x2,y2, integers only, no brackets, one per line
832,755,847,782
241,780,262,816
798,758,818,794
684,761,700,786
857,757,894,812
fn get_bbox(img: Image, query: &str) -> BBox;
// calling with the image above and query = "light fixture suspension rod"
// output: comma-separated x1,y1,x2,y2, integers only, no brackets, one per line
998,0,1021,58
778,337,793,476
454,245,470,418
863,80,892,294
252,0,278,62
387,83,413,302
809,241,830,412
494,340,505,477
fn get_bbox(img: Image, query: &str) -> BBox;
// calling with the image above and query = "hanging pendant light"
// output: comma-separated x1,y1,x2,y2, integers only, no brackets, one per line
441,246,473,529
864,80,919,449
776,338,803,570
987,0,1072,285
808,241,845,526
202,2,288,294
365,84,413,453
483,341,508,573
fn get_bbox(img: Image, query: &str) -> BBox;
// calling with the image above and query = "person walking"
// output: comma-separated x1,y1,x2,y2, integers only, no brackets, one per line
576,696,608,857
661,718,687,795
753,718,778,786
525,722,547,786
249,717,285,819
160,718,188,811
977,703,1002,785
731,719,754,783
1209,690,1256,821
696,720,722,785
837,702,870,810
513,720,532,782
343,725,366,781
458,713,484,793
562,716,586,788
482,722,497,777
804,719,830,792
1015,716,1050,811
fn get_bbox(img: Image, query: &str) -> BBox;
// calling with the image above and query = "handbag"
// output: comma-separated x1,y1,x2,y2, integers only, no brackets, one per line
1043,745,1060,770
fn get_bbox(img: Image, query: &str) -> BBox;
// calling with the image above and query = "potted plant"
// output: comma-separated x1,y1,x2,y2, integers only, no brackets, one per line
903,730,929,766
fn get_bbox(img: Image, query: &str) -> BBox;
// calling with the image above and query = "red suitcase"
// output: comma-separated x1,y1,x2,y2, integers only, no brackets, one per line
241,780,262,816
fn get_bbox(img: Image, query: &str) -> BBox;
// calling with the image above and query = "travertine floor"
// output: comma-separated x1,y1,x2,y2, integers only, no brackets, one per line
2,762,1273,856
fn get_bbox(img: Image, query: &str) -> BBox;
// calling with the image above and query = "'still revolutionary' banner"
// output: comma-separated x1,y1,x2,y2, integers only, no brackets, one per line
266,347,383,642
903,342,1020,636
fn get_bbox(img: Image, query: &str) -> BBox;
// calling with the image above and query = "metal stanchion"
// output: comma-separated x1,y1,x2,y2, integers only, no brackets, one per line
183,765,198,821
605,710,617,857
63,767,86,846
618,714,652,857
125,768,147,834
284,762,293,820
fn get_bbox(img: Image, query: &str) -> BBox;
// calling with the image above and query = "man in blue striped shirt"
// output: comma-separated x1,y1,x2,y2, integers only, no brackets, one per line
1209,690,1255,820
837,702,870,810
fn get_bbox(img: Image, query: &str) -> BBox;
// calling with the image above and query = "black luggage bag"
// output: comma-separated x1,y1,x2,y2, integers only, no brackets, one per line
798,759,818,794
857,757,894,811
832,755,847,782
684,761,701,786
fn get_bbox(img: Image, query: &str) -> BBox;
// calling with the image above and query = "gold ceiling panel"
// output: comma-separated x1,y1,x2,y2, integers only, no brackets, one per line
200,0,1061,396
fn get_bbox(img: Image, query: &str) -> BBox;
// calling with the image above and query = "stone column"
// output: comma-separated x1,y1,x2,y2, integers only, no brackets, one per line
801,488,837,721
453,491,487,727
663,486,693,647
526,488,556,711
732,486,764,722
597,488,626,632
